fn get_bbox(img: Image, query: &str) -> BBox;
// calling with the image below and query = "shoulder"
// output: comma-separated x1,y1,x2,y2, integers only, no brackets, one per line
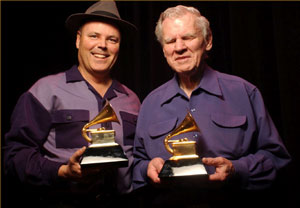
120,83,140,101
28,71,67,109
214,70,257,95
115,81,140,103
29,72,66,95
113,81,141,113
142,79,173,104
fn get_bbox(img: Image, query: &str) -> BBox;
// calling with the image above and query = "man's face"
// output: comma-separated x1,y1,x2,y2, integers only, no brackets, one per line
76,21,121,76
161,13,212,75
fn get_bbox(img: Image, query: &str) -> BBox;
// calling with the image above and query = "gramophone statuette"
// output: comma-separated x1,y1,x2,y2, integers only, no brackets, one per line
164,112,200,161
80,101,128,169
159,112,207,178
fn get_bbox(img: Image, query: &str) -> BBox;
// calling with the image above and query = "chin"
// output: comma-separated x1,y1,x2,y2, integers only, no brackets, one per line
92,65,111,71
176,67,195,73
177,68,199,77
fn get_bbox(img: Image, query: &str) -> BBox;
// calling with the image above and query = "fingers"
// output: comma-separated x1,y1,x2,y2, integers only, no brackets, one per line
147,157,165,184
148,170,161,183
208,172,227,181
152,157,164,172
202,157,234,182
202,157,223,166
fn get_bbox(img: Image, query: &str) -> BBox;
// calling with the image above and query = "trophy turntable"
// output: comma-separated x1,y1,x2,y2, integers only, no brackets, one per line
159,112,207,178
80,101,128,169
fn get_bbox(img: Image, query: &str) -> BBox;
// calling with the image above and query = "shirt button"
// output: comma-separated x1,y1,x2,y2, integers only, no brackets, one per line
191,108,196,112
66,115,72,121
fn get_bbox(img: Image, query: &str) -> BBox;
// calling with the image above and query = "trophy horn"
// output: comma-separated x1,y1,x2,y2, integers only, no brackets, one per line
82,101,120,143
164,112,200,154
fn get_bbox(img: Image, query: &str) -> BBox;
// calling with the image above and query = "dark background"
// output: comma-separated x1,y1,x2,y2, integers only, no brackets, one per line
2,1,300,207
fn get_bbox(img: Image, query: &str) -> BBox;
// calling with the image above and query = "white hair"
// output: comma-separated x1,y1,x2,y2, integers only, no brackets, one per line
155,5,212,45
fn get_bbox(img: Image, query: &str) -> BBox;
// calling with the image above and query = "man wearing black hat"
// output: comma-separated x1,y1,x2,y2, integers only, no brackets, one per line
3,1,140,207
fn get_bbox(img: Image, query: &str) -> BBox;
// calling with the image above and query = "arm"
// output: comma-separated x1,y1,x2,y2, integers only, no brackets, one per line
237,88,290,189
133,134,165,188
133,106,167,189
132,129,151,189
204,88,291,189
4,92,63,186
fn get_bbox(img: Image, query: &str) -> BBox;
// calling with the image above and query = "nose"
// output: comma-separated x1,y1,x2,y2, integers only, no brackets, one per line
97,38,107,49
174,39,187,53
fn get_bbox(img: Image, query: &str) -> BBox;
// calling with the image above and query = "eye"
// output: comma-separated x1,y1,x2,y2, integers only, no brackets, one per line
107,37,119,44
182,35,196,41
165,39,176,44
88,34,98,39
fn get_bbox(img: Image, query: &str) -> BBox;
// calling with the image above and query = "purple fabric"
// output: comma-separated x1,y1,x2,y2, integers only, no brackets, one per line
133,65,291,190
4,65,140,194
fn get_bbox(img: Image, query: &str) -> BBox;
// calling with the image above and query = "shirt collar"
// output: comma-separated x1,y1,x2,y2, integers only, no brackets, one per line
66,65,85,82
109,79,129,96
160,75,187,106
65,65,129,99
198,65,223,97
160,65,223,106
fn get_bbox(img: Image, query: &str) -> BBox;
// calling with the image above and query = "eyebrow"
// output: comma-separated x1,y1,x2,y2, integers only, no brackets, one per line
87,32,120,38
164,33,197,42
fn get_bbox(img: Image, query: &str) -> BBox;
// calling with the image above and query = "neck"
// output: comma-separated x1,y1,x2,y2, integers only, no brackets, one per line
78,67,112,97
178,65,204,98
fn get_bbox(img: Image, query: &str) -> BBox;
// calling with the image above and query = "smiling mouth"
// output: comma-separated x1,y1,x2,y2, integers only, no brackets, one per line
92,53,109,58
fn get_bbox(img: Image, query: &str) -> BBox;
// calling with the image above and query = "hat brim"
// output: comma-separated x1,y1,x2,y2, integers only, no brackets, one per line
65,13,137,37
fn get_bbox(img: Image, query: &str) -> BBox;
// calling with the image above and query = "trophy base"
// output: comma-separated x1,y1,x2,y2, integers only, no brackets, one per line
159,157,207,178
158,158,215,189
80,145,128,169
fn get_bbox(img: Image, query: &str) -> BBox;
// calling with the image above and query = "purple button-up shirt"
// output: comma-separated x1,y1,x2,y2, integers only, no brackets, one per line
133,65,290,190
4,65,140,194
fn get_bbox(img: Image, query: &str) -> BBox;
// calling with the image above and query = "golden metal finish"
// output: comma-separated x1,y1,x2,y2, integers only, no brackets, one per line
164,112,201,160
89,129,117,146
82,101,120,143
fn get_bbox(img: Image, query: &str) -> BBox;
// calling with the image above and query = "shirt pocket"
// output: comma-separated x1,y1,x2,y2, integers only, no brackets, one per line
120,111,138,146
148,117,178,139
210,113,246,128
52,109,89,148
209,113,247,156
147,117,178,158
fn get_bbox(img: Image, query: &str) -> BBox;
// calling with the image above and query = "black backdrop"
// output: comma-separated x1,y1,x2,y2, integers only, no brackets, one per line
2,1,300,207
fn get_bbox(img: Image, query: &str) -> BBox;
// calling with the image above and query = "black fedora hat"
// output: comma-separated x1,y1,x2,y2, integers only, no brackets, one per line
65,0,137,36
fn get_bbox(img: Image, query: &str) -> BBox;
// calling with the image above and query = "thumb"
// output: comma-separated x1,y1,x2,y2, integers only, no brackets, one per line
72,146,86,163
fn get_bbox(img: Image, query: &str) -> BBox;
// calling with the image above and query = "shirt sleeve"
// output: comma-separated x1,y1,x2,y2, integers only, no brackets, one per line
4,92,63,187
132,114,151,190
231,88,291,190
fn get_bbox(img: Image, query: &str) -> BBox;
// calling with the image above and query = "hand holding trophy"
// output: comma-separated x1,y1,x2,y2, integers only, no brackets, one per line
159,112,207,178
80,100,128,170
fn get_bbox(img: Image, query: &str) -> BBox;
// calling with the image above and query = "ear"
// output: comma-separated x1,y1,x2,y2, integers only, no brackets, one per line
205,35,213,51
162,45,168,58
76,31,81,49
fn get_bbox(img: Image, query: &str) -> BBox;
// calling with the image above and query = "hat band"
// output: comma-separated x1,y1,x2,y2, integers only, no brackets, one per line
90,11,120,20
